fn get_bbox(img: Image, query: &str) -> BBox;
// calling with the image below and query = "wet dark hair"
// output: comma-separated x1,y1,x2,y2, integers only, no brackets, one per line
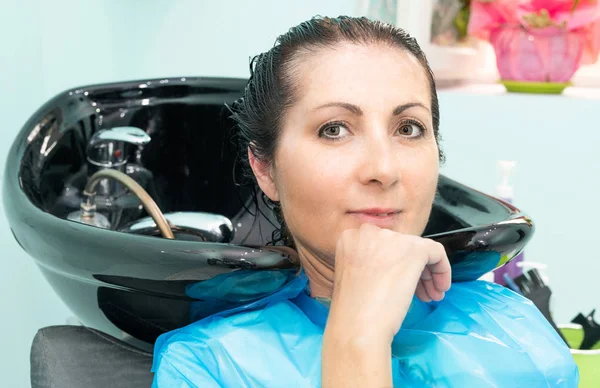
228,15,443,248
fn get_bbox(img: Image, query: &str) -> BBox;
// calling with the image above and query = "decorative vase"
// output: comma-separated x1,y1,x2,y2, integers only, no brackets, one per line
489,26,585,93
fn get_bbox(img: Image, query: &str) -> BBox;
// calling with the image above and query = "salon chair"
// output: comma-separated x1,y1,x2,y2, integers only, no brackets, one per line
3,77,534,387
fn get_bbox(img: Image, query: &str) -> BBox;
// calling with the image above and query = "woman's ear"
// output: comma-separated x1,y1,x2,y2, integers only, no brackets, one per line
248,146,280,202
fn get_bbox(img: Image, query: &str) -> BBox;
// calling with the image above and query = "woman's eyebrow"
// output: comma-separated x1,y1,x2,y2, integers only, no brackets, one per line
315,102,363,115
314,102,430,115
392,102,430,115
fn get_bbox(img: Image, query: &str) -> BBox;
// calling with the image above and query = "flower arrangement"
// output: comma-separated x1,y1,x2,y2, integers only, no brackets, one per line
467,0,600,89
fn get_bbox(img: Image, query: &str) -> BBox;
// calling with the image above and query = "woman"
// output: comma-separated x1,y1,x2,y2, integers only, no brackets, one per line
152,16,577,387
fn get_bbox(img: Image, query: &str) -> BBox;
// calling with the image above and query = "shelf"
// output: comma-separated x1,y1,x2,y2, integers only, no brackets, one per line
438,82,600,100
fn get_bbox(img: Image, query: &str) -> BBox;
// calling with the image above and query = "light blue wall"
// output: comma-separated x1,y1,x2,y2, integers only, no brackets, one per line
1,1,599,386
0,0,73,385
437,88,600,326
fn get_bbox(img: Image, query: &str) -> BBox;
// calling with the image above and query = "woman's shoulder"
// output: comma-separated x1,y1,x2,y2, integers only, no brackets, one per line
157,299,301,347
152,298,324,387
393,280,579,386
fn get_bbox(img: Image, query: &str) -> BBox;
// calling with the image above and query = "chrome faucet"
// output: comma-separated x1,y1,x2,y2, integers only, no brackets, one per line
86,126,151,197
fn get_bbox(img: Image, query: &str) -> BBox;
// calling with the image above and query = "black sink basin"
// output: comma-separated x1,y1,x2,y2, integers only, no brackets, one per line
3,77,533,350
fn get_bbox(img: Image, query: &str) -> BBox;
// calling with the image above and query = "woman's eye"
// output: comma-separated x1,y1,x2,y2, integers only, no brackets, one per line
319,123,350,140
397,122,423,138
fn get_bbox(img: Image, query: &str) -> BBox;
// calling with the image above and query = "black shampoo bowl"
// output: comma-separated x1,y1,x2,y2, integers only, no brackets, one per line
3,77,533,351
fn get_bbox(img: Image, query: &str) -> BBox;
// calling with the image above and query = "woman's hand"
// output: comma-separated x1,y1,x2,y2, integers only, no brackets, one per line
330,222,451,340
322,223,451,387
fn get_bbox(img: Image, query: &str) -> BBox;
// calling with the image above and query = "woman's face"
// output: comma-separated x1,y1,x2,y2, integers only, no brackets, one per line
252,42,439,265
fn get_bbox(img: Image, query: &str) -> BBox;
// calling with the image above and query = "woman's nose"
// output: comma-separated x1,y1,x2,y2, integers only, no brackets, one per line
357,134,400,189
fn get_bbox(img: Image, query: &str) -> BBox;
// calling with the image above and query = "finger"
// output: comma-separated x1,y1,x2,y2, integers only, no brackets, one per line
423,277,444,301
433,271,451,293
415,279,431,302
335,229,357,261
425,241,452,292
420,266,432,281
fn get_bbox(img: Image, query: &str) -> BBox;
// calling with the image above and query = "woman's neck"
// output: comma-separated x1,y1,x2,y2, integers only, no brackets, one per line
297,245,335,299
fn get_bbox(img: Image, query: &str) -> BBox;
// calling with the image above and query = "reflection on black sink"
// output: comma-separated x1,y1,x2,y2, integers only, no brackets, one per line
2,77,534,350
119,211,236,243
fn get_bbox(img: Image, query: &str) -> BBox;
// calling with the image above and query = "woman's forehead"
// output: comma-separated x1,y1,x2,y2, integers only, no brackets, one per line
292,42,431,110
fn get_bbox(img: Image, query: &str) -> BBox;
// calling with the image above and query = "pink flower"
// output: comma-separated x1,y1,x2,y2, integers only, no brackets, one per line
468,0,521,40
516,0,600,30
469,0,600,33
581,19,600,64
468,0,600,66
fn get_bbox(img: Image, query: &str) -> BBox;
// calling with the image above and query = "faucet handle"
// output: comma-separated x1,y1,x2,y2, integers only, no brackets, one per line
87,126,151,169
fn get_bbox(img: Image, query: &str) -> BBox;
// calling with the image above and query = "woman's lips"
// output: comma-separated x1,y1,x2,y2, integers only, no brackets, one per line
348,210,401,228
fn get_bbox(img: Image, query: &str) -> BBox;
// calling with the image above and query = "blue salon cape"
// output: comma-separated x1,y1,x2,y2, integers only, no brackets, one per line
151,270,578,387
